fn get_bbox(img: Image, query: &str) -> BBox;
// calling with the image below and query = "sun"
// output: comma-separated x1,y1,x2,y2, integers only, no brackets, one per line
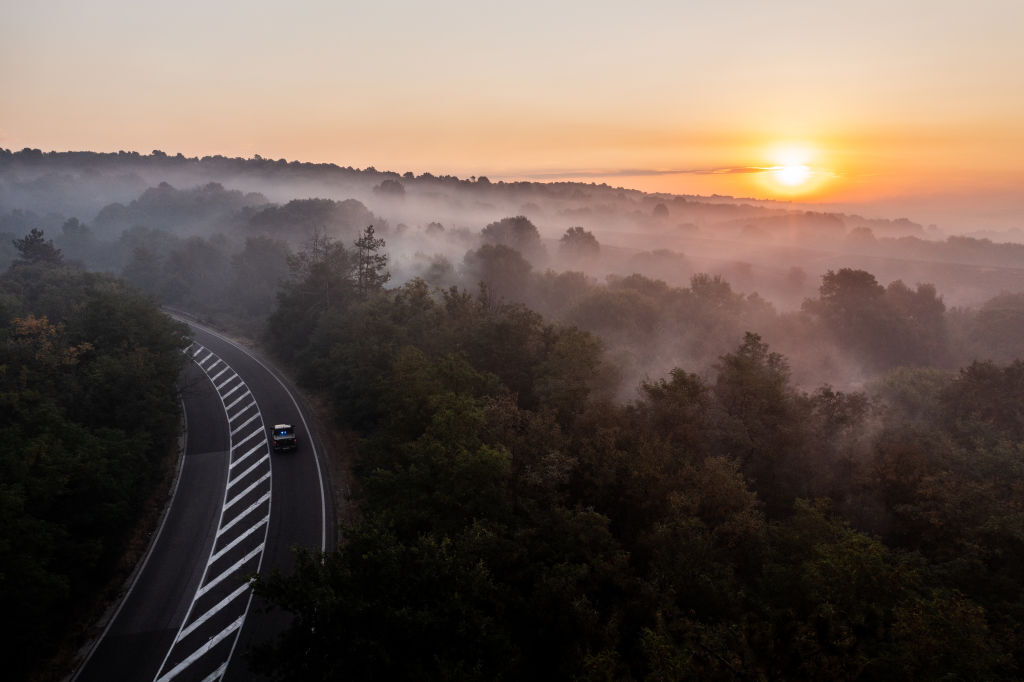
758,143,829,195
774,163,812,187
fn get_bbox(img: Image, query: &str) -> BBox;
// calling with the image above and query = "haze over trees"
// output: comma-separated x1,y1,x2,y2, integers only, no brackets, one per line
251,239,1024,678
3,149,1024,678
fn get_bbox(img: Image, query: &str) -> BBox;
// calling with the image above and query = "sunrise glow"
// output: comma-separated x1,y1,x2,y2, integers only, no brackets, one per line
773,164,813,187
2,1,1021,217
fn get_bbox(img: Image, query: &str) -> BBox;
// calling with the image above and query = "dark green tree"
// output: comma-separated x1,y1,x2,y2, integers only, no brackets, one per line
354,225,390,298
12,228,63,265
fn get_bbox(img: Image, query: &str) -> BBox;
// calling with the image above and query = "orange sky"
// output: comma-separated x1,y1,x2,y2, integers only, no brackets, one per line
2,1,1022,217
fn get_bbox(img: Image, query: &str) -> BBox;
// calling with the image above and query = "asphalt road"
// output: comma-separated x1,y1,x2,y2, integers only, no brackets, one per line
75,319,334,681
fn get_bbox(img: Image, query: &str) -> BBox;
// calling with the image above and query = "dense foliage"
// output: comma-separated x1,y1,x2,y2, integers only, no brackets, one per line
254,238,1023,679
6,150,1024,678
0,238,187,678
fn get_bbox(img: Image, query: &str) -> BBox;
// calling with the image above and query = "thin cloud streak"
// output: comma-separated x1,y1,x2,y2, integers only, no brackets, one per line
524,166,778,180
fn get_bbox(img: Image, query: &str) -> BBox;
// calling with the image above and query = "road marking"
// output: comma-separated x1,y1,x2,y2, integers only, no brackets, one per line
233,427,262,450
229,454,270,489
154,342,273,682
210,517,269,565
175,582,250,643
198,544,264,598
224,390,251,412
230,443,264,469
173,324,330,558
216,492,270,538
223,472,271,512
215,374,239,391
228,400,257,421
156,616,243,682
230,413,260,436
201,662,228,682
219,382,243,400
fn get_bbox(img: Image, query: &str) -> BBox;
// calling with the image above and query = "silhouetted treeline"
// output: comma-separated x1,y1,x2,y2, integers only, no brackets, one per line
252,238,1023,679
0,235,187,678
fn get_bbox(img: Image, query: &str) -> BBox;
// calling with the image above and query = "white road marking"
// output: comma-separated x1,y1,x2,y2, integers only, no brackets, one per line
228,401,257,421
230,443,265,470
154,340,273,682
201,662,228,682
219,382,243,400
230,413,259,436
216,492,270,539
156,616,243,682
210,517,269,565
215,374,239,391
224,390,251,412
175,582,250,643
223,472,271,512
233,427,262,450
198,544,264,598
228,455,270,490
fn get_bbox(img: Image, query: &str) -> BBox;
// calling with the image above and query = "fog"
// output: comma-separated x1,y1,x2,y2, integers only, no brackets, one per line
3,147,1023,395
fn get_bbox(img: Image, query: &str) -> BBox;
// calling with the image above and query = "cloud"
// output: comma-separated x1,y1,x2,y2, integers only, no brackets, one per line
525,166,776,180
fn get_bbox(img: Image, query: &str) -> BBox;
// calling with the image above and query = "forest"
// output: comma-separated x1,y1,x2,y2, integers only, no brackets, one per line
250,235,1023,679
0,230,188,679
2,149,1024,679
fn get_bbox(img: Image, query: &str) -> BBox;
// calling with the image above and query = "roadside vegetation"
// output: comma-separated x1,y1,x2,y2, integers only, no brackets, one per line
0,230,187,679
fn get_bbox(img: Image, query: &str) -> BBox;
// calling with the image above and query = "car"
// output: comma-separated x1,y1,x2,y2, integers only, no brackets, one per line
271,423,297,452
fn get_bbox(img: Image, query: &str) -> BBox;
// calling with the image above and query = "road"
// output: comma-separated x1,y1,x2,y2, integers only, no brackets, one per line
75,319,334,681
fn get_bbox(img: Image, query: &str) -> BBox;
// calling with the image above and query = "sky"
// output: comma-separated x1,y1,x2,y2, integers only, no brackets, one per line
2,0,1023,223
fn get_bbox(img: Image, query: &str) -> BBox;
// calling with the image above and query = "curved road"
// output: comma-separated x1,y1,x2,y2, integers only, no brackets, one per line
76,319,335,681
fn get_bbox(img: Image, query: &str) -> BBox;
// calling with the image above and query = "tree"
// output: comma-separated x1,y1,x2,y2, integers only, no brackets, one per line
228,235,291,317
558,226,600,262
354,225,390,298
965,292,1024,363
12,228,63,265
463,244,532,304
266,230,353,359
804,268,912,370
373,178,405,196
481,216,543,260
884,280,948,366
711,333,805,511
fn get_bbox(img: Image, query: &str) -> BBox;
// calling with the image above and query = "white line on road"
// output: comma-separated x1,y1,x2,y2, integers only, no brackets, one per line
201,662,228,682
228,455,270,491
224,390,252,412
210,517,269,565
233,427,262,451
230,442,265,469
175,582,251,643
156,616,243,682
230,413,259,436
223,472,271,513
198,544,264,598
228,401,257,422
216,492,270,539
219,382,243,400
215,374,239,391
